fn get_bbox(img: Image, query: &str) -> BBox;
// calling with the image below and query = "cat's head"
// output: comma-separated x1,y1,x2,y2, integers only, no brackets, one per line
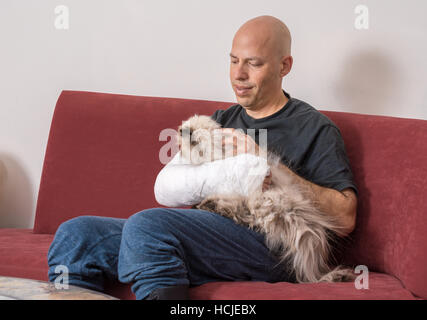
177,114,221,164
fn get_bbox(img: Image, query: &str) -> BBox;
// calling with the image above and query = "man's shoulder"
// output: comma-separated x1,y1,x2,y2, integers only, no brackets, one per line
210,104,241,124
289,97,340,131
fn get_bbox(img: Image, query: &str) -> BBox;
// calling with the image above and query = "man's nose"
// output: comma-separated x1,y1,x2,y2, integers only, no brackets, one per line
233,63,249,81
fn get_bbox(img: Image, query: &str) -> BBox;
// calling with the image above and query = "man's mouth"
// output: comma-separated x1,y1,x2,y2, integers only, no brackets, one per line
234,85,253,96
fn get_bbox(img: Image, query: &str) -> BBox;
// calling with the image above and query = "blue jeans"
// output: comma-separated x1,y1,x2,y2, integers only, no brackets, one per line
47,208,296,299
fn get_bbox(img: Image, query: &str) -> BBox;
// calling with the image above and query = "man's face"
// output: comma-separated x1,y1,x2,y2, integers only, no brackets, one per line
229,31,281,110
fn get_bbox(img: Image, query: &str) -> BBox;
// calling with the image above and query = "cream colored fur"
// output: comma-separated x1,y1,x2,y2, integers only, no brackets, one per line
177,114,355,283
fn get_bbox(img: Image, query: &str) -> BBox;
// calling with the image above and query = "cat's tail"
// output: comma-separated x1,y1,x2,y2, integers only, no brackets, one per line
318,265,356,282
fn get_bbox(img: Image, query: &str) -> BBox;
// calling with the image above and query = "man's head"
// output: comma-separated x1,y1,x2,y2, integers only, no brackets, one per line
230,15,293,110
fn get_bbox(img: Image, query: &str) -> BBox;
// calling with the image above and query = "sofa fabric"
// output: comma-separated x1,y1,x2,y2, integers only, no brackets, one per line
1,90,426,299
0,229,417,300
33,91,230,234
322,111,427,299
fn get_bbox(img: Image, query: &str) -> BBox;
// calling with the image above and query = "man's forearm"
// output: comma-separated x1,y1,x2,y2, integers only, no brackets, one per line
219,130,357,235
277,162,356,236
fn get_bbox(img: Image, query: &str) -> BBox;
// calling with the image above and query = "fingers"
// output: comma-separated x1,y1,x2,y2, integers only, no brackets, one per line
220,129,258,155
264,176,272,186
221,131,242,156
262,181,271,192
262,171,272,192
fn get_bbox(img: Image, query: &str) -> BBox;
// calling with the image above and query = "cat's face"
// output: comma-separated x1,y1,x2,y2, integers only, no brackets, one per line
177,115,222,164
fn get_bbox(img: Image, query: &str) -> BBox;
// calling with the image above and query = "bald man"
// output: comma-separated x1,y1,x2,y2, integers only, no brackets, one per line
220,16,357,234
47,16,358,300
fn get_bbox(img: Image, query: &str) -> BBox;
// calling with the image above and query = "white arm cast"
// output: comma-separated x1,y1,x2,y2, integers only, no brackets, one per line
154,152,270,207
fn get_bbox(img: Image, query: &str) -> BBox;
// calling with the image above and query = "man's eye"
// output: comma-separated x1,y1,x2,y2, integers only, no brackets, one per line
250,62,262,67
231,60,238,64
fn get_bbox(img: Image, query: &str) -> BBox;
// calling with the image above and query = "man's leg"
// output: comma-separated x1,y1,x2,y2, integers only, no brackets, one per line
118,208,296,300
47,216,125,292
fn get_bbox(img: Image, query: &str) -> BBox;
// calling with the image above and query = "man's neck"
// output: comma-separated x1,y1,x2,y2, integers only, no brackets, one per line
245,91,289,119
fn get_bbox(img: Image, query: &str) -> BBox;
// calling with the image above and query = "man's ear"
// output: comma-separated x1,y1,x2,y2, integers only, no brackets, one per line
280,55,293,77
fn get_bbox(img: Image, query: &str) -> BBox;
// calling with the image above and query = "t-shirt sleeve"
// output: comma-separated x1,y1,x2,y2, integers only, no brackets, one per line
302,125,359,197
210,109,224,124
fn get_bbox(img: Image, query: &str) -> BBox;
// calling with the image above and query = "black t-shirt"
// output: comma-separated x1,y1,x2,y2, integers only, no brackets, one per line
210,90,359,197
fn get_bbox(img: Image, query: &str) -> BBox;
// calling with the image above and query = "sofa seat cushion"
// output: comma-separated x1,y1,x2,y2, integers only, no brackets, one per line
0,229,53,281
0,229,417,300
189,273,417,300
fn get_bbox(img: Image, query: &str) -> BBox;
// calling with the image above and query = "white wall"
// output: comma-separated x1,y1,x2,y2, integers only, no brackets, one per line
1,0,426,228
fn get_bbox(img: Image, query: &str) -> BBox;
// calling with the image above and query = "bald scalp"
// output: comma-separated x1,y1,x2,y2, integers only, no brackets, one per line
235,15,292,60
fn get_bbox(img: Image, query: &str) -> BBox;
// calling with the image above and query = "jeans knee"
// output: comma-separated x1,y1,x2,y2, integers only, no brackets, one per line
50,216,113,257
123,208,170,237
48,216,95,267
55,216,100,238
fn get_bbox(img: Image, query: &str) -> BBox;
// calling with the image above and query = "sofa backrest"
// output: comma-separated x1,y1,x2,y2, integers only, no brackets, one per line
321,110,427,299
34,90,229,234
34,90,427,299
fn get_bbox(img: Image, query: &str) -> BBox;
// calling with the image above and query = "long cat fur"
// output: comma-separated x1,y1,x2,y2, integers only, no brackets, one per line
177,114,355,283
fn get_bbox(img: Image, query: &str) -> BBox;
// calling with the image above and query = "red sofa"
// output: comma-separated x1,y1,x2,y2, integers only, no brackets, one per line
1,90,426,300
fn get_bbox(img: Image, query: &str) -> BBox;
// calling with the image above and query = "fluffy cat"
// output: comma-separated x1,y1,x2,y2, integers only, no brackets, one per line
177,114,355,283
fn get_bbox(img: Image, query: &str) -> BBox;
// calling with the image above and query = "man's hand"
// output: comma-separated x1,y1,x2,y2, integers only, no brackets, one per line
219,128,273,192
262,171,272,192
220,128,260,157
